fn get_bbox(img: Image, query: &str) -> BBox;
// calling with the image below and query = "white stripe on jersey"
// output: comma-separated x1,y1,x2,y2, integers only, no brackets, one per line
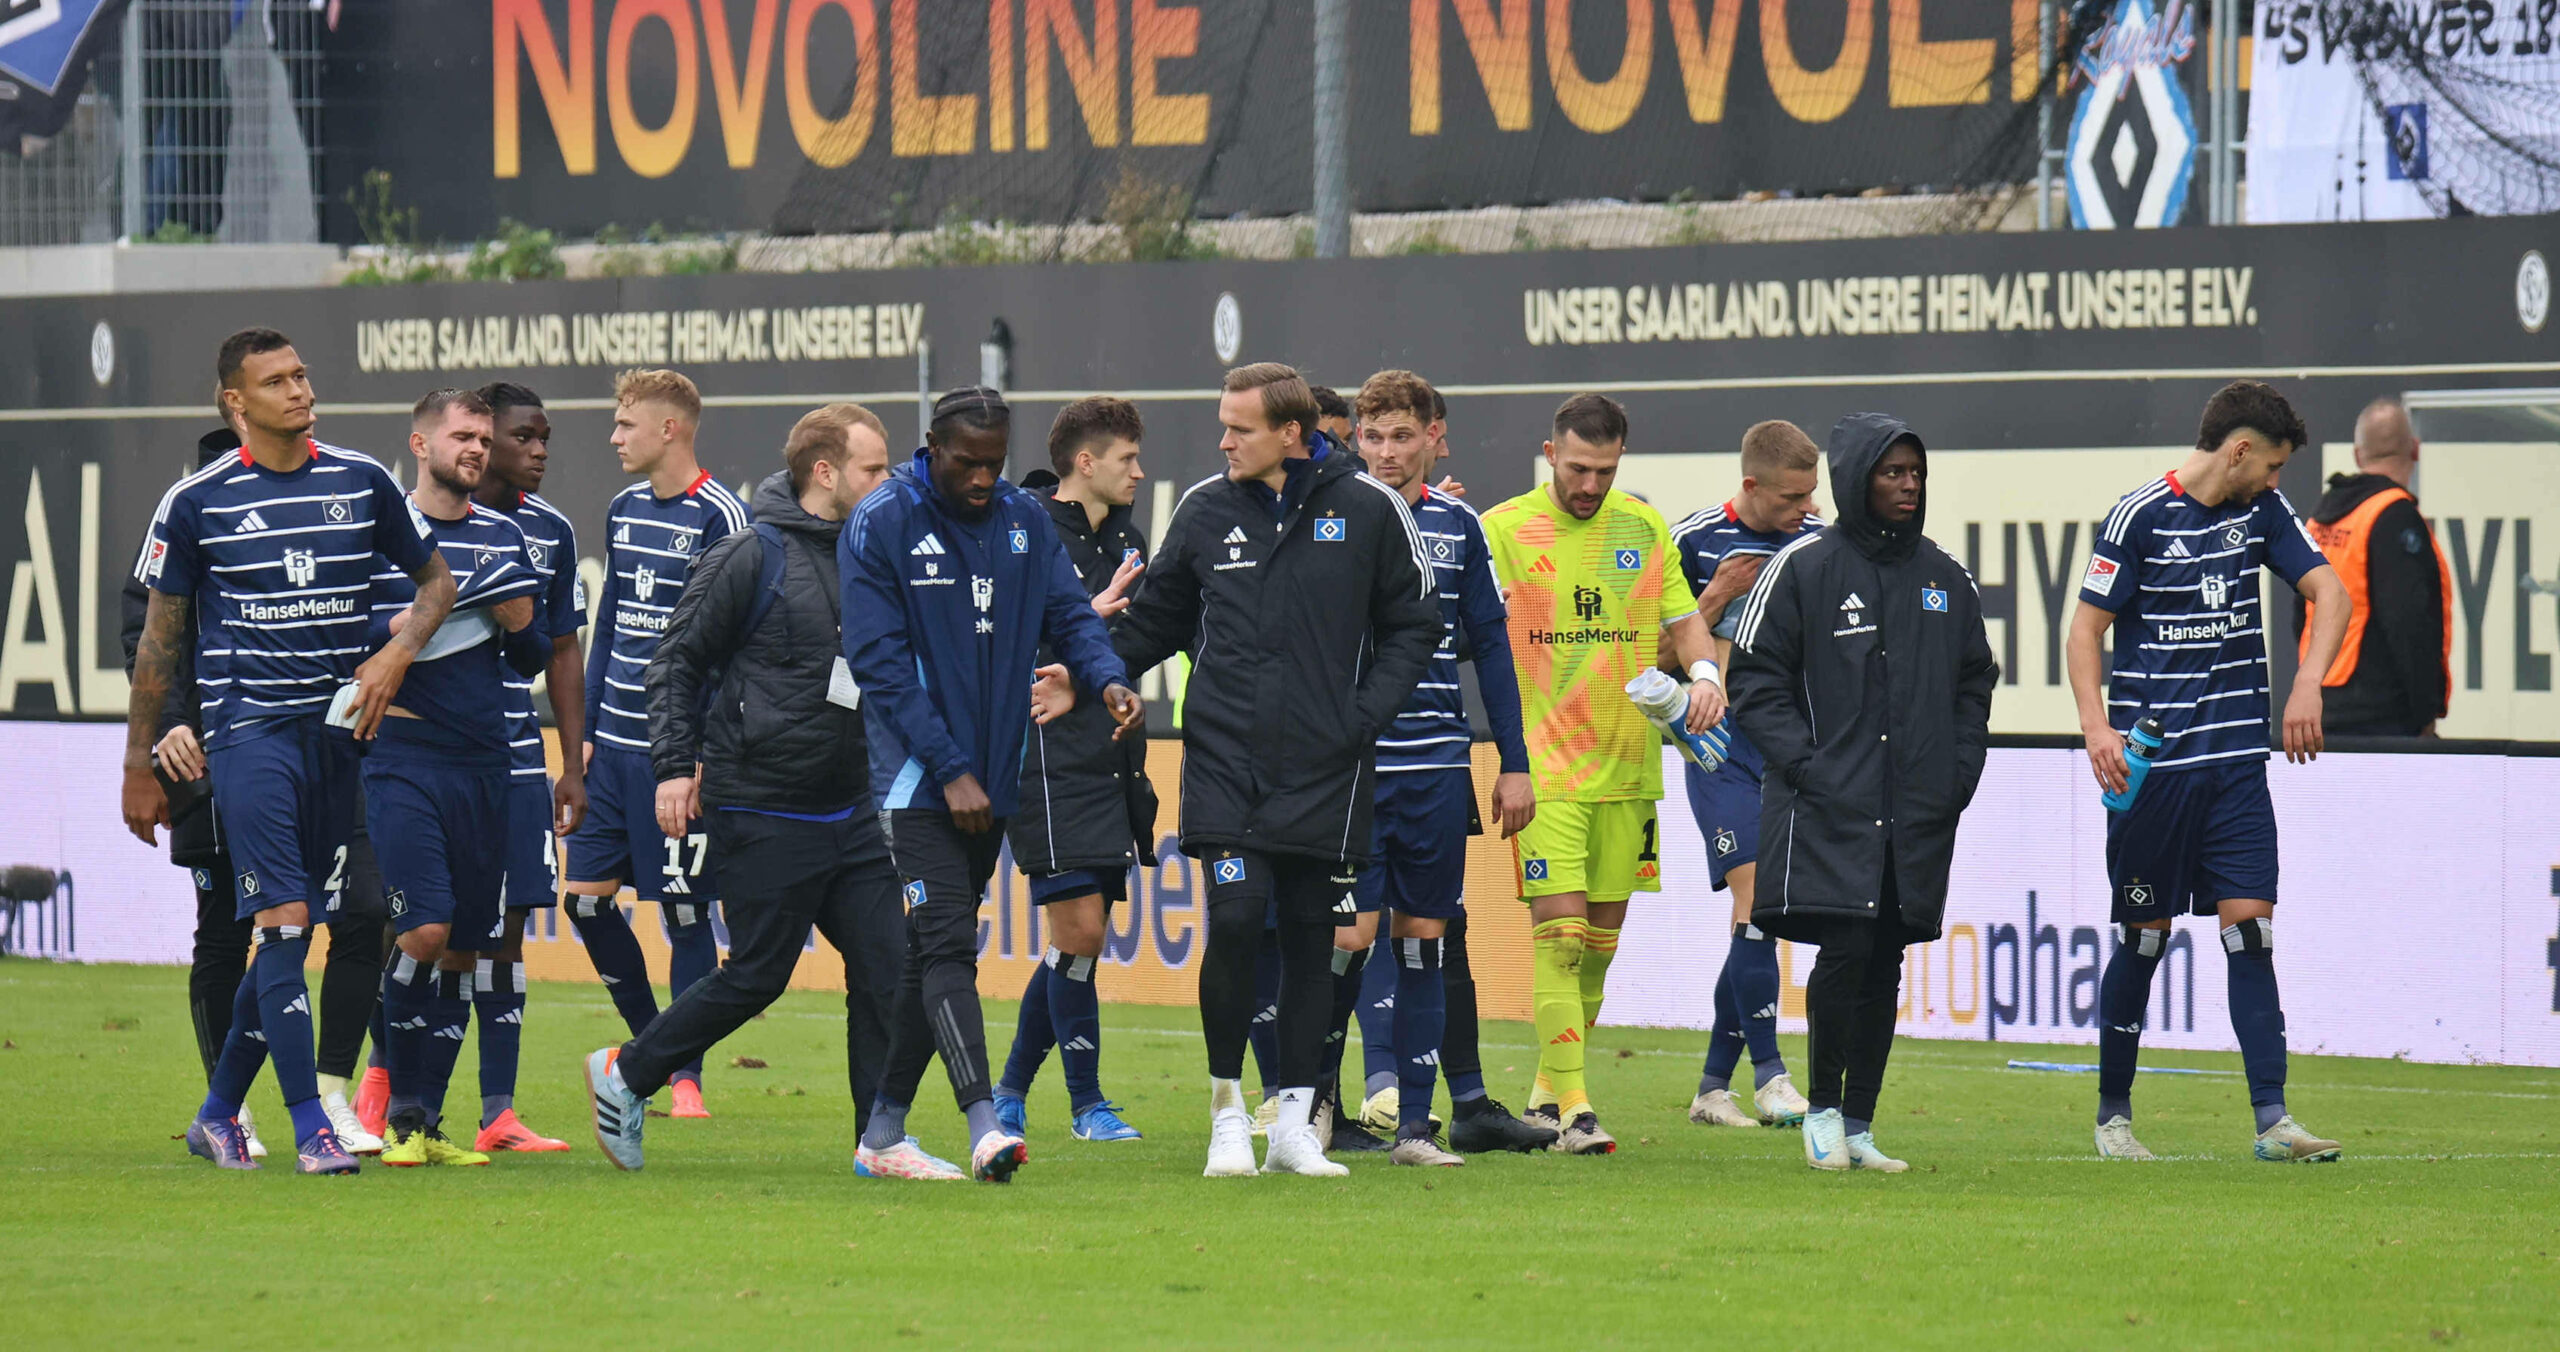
2102,477,2174,544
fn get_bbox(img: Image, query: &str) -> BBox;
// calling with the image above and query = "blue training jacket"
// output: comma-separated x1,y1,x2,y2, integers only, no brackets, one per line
841,449,1130,817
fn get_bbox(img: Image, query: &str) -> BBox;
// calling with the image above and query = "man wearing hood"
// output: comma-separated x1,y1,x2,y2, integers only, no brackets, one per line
583,404,902,1173
1728,413,1999,1173
1112,361,1441,1179
839,388,1142,1185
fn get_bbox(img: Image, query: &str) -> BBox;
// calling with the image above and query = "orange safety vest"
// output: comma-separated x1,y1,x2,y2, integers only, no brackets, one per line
2299,486,2452,694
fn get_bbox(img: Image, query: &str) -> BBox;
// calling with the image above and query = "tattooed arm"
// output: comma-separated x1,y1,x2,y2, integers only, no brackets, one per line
348,552,456,738
121,591,190,844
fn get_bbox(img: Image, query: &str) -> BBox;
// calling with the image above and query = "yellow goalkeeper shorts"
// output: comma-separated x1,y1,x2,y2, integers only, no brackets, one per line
1511,799,1661,904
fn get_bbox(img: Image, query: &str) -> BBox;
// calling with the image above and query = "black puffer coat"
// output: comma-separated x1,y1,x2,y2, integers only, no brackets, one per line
1113,436,1440,866
1727,414,1998,941
1008,483,1160,875
649,471,876,828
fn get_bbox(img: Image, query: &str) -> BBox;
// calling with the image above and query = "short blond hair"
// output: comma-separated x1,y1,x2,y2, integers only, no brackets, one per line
614,368,702,424
784,402,888,494
1739,420,1820,480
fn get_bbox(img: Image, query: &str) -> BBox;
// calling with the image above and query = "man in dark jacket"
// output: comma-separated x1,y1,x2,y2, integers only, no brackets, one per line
122,419,388,1160
2292,397,2450,735
992,397,1159,1145
1728,413,1997,1174
1112,361,1441,1178
840,387,1142,1184
583,404,899,1172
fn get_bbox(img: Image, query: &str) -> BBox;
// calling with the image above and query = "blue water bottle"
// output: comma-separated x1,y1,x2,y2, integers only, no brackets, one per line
2100,717,2165,813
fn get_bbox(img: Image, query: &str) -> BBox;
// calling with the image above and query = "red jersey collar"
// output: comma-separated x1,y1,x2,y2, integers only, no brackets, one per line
2163,470,2186,497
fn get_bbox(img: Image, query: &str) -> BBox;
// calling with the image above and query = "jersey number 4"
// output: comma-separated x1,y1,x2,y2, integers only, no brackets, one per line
661,834,708,894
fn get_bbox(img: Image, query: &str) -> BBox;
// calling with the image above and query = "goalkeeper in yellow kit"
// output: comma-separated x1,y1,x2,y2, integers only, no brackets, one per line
1482,393,1725,1154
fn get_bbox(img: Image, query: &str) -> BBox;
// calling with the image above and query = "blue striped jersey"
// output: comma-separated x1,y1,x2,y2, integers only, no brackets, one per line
1377,487,1529,775
368,502,547,762
1671,501,1825,638
485,490,585,779
584,470,750,755
139,440,435,747
2081,472,2328,771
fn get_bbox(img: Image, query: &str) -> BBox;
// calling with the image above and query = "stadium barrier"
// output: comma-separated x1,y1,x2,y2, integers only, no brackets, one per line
14,718,2559,1067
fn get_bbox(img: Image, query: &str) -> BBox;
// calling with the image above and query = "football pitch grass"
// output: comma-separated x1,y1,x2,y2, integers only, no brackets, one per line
5,961,2555,1349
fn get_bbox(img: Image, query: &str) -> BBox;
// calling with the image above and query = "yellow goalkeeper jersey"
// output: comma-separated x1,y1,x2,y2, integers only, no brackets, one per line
1482,484,1698,803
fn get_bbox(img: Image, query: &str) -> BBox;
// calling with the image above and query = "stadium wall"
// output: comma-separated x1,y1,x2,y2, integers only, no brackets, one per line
8,216,2560,737
11,720,2560,1068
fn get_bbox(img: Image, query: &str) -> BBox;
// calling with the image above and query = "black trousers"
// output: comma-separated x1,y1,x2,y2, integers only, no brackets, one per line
618,810,906,1126
187,864,253,1080
1198,848,1350,1089
876,810,1008,1113
1804,875,1910,1123
1440,909,1481,1091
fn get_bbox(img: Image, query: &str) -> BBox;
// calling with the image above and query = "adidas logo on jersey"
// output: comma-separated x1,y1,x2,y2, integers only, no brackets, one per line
912,534,948,557
2164,538,2193,559
1223,526,1249,545
1841,592,1866,610
1529,556,1558,575
234,510,269,533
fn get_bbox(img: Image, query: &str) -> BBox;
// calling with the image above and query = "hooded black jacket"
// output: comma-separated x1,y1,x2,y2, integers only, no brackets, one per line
1008,479,1161,875
1113,436,1440,866
1727,413,1998,942
120,428,238,867
647,470,878,836
2291,472,2447,735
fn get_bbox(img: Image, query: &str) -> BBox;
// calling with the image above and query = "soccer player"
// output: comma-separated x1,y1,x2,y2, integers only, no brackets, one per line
462,380,585,1152
1347,369,1543,1165
1481,392,1725,1155
126,328,453,1174
563,369,750,1120
1726,415,1998,1173
585,403,908,1172
2068,380,2351,1163
1671,421,1822,1131
842,388,1142,1183
366,388,551,1167
992,396,1159,1145
1112,362,1439,1178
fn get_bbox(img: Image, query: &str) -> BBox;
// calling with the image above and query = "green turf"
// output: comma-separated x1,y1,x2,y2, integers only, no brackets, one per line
3,960,2554,1349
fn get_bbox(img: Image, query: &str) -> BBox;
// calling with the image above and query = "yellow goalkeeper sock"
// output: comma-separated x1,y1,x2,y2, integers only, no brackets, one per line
1531,917,1590,1121
1578,925,1621,1112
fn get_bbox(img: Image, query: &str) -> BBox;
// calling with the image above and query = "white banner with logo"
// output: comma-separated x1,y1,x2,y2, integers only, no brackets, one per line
12,718,2560,1068
1611,747,2560,1067
2248,5,2560,222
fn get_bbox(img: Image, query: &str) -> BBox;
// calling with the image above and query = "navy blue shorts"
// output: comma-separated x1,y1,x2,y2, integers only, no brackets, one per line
1028,868,1127,905
1353,770,1472,920
1682,727,1766,892
564,746,719,905
2105,759,2279,923
206,718,361,922
503,775,558,910
363,750,510,948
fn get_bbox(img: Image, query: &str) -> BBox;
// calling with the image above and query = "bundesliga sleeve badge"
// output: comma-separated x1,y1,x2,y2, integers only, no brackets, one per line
2083,554,2120,594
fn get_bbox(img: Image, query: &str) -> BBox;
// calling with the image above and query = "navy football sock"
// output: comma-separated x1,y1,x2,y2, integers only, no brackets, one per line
2098,927,2167,1124
1729,929,1787,1085
663,903,717,1084
419,967,474,1129
567,896,660,1035
474,958,525,1127
1700,943,1745,1094
1392,938,1447,1138
250,928,331,1141
380,950,434,1128
200,968,267,1121
1048,949,1105,1112
861,1099,911,1153
2222,923,2288,1132
1356,937,1397,1097
1246,930,1282,1098
999,961,1056,1097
